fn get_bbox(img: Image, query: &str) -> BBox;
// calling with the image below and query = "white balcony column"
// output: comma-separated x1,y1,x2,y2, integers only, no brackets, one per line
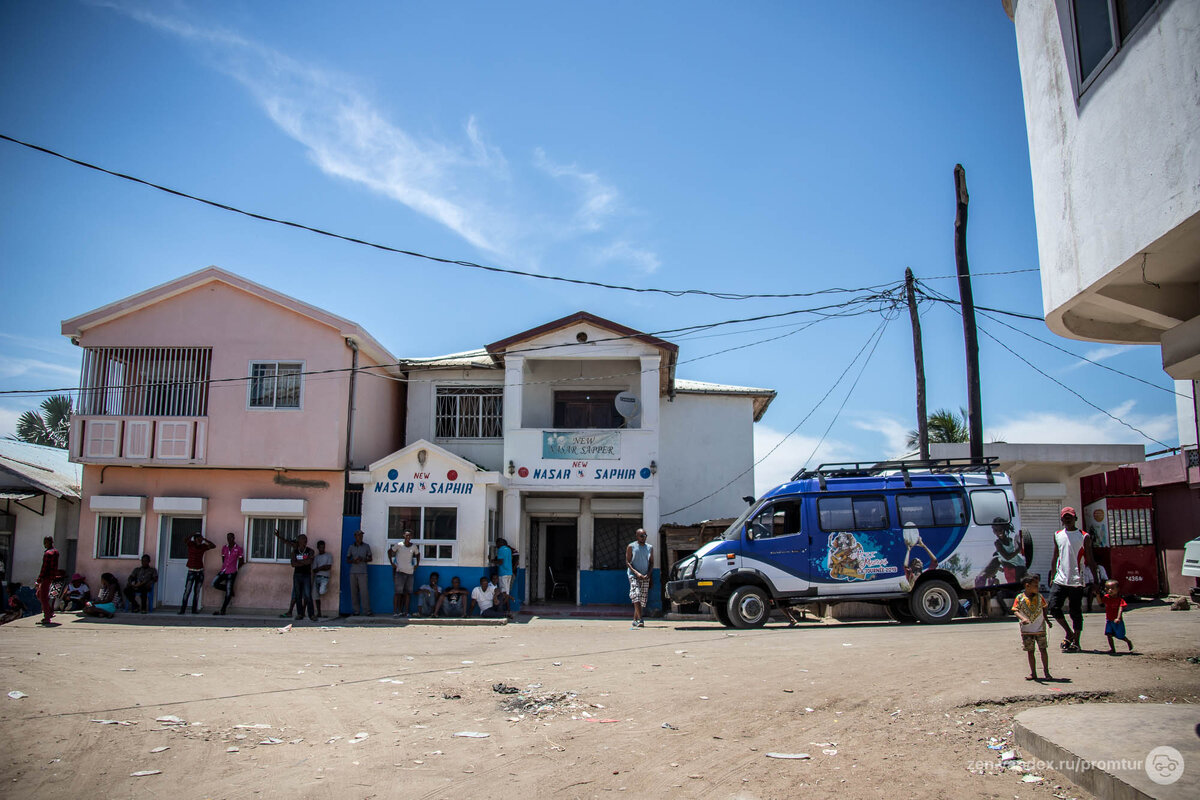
578,495,593,586
504,355,525,433
642,489,660,564
639,355,660,431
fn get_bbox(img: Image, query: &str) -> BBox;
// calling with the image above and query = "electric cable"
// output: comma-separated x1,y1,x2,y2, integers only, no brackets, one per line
1,132,902,302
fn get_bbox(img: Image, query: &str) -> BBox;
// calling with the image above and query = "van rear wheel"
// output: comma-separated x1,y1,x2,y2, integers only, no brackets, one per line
912,579,958,624
727,586,769,628
885,600,917,624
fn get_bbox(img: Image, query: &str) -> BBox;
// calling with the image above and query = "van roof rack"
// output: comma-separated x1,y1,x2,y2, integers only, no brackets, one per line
792,457,999,489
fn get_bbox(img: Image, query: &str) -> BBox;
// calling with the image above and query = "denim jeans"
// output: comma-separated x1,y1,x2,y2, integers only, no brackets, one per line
219,571,238,613
292,571,315,619
180,569,204,613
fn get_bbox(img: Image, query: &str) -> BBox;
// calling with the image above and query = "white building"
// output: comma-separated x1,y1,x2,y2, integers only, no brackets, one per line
0,440,81,589
353,312,775,608
1004,0,1200,380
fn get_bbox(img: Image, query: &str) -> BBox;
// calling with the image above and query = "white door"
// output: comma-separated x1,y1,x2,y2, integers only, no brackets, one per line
158,516,204,608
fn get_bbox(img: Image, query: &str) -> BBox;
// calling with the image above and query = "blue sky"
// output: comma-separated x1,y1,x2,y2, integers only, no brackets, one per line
0,1,1182,494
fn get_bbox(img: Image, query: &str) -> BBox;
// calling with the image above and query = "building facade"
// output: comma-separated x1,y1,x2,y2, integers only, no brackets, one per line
1005,0,1200,379
0,440,81,590
350,312,775,608
62,268,403,613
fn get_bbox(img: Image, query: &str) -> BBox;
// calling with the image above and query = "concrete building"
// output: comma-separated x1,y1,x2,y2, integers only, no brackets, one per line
0,440,81,589
349,312,776,609
1004,0,1200,380
62,267,403,613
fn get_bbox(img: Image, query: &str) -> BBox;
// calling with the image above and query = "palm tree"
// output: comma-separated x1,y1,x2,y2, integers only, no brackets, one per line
14,395,72,449
906,407,969,449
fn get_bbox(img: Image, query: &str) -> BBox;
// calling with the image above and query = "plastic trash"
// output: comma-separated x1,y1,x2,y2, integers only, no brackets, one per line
765,753,810,759
130,770,161,777
662,723,678,730
492,683,519,694
150,747,169,753
155,715,186,725
453,731,490,738
259,737,284,745
7,691,28,700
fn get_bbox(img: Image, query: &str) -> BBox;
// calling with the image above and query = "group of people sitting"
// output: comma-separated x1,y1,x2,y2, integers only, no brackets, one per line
41,553,160,620
413,572,513,619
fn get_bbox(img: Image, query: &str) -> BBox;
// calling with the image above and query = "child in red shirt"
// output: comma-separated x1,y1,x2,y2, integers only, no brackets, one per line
1101,579,1134,654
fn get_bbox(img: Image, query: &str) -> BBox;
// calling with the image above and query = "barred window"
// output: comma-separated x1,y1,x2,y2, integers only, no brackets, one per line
96,515,142,559
249,362,303,409
592,518,642,571
435,386,502,438
247,517,303,562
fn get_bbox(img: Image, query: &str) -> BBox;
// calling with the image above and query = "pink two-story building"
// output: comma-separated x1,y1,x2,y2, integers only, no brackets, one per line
62,267,403,613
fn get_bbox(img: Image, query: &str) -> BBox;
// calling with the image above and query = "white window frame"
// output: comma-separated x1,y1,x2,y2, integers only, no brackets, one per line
1063,0,1162,98
247,360,305,411
245,516,307,564
434,384,503,439
387,505,458,563
94,514,144,559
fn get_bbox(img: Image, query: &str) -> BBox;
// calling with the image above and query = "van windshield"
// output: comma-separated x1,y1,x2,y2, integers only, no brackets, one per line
721,503,758,540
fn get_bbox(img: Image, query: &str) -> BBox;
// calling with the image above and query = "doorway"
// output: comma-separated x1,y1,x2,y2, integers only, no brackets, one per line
543,522,577,603
158,516,203,610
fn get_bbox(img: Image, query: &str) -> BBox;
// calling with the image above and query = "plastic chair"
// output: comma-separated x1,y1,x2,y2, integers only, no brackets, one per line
547,566,570,600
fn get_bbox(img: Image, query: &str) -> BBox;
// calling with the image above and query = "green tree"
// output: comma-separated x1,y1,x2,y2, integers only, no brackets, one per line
14,395,72,449
906,407,969,449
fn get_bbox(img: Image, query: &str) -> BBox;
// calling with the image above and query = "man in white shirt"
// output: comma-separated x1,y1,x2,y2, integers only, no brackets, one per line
388,531,419,618
313,539,334,619
470,576,502,618
1048,507,1096,652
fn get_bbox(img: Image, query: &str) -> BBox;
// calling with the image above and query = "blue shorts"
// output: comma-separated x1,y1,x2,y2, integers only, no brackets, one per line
1104,619,1127,639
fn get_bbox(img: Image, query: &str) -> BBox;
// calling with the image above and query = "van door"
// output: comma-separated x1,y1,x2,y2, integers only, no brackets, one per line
741,498,809,594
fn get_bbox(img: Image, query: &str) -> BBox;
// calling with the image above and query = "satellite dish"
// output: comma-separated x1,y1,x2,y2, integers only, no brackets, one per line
614,391,639,418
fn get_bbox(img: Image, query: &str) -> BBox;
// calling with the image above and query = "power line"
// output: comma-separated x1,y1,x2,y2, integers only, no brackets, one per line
920,268,1040,280
925,287,1171,448
0,132,899,302
661,316,893,517
914,289,1045,321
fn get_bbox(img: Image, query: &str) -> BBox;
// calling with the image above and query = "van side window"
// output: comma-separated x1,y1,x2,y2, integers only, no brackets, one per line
897,492,968,527
970,489,1011,525
749,500,802,539
817,496,889,531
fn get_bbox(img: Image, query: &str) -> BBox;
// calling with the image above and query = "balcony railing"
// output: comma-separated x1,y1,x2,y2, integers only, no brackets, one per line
71,416,207,465
78,346,212,417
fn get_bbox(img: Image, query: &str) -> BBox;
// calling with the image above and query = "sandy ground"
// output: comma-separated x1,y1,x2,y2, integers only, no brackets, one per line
1,604,1197,800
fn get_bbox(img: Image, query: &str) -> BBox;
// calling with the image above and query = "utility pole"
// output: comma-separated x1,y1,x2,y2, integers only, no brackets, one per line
954,164,984,462
905,268,929,460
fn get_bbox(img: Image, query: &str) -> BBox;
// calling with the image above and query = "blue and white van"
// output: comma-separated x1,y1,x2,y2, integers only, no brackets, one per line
666,459,1020,627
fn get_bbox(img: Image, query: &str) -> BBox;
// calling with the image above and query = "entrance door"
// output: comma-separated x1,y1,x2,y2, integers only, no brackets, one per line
159,517,203,609
544,522,578,602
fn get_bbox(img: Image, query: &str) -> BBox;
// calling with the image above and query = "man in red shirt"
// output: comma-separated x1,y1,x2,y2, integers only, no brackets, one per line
179,532,216,614
35,536,59,626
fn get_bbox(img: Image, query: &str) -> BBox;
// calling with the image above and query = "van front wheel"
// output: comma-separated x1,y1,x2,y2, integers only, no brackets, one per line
727,586,770,628
912,579,958,624
713,601,733,627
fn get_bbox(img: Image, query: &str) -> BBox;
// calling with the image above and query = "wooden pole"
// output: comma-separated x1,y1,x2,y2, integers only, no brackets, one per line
954,164,984,462
905,268,929,460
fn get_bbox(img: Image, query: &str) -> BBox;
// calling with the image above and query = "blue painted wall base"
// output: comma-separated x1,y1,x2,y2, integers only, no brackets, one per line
579,569,661,609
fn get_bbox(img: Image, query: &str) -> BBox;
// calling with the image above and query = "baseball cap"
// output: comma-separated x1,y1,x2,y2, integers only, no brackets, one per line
1060,506,1077,519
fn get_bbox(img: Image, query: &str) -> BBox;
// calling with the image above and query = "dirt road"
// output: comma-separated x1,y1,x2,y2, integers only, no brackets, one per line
1,604,1197,799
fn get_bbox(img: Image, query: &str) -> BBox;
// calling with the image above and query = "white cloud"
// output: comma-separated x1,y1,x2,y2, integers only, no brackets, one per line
0,355,78,381
593,240,661,274
101,1,656,269
753,424,856,496
0,404,28,439
1064,344,1134,372
988,401,1177,448
851,415,911,457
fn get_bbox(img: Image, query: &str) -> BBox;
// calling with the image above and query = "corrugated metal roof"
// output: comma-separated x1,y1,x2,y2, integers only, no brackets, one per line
0,440,82,499
673,379,776,422
402,349,498,370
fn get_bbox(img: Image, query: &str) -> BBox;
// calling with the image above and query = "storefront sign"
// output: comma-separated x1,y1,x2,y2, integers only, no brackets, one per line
542,431,621,460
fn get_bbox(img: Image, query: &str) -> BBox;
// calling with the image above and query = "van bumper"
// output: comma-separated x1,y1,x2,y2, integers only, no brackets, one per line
667,578,723,603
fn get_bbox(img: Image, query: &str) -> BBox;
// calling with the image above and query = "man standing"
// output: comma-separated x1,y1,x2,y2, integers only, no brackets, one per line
345,530,373,617
388,531,419,618
274,529,317,621
35,536,59,626
124,554,158,613
179,532,216,614
313,539,333,619
1048,507,1096,652
493,538,515,599
626,528,653,629
213,532,244,616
